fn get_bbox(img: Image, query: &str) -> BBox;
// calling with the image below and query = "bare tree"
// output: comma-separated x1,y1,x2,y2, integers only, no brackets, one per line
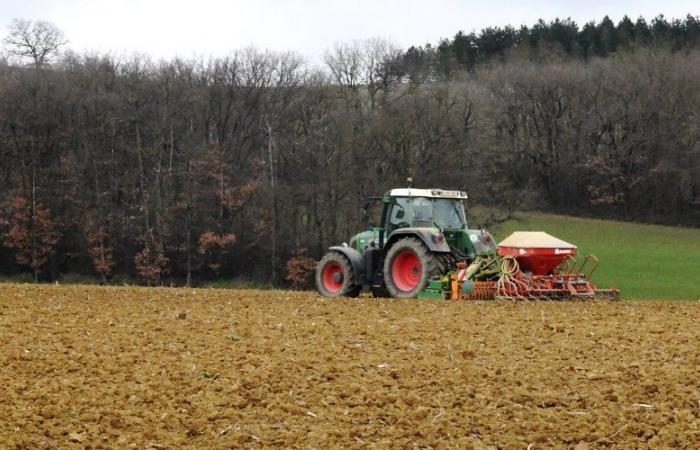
362,38,402,109
323,42,362,96
3,18,67,66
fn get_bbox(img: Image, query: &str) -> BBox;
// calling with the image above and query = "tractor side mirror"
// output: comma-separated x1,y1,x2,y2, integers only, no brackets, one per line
396,210,405,219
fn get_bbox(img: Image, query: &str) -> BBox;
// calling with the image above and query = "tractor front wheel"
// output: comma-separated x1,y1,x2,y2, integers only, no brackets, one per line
315,252,361,298
383,237,444,298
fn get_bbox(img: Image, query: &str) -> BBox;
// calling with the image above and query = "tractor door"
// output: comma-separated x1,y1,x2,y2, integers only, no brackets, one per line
384,197,412,234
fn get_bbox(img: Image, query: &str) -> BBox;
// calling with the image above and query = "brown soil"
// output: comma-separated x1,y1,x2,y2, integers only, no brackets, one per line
1,284,699,449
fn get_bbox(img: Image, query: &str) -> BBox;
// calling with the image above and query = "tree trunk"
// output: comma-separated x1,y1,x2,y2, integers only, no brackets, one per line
185,159,193,287
267,122,277,284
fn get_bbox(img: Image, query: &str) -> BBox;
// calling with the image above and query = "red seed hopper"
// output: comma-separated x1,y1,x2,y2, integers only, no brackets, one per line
497,231,576,275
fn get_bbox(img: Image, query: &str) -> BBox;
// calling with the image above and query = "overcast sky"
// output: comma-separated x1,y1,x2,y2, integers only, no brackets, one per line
1,0,698,63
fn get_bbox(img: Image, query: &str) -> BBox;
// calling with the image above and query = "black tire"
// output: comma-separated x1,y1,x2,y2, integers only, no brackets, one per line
383,237,445,298
315,252,361,298
371,285,391,298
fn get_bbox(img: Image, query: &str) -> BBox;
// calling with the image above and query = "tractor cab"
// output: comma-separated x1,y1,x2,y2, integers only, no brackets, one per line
383,189,472,251
352,188,495,258
385,190,467,232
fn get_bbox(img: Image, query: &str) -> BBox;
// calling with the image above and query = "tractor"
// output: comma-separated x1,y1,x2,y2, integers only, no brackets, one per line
315,188,498,298
315,187,619,300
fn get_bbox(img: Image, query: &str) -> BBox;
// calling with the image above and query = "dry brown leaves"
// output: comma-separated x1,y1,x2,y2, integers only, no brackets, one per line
1,284,699,449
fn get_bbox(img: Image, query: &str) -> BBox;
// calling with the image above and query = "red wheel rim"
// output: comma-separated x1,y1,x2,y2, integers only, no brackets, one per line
391,251,422,292
322,262,343,293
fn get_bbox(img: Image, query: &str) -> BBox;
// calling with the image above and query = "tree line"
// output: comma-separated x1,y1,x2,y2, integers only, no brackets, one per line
405,14,700,78
1,16,699,285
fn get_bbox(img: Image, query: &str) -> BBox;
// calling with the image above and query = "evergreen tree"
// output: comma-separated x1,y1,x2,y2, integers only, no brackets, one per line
594,16,618,56
616,15,636,49
634,17,652,44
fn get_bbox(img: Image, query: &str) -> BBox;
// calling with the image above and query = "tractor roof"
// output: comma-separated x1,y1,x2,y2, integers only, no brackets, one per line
388,188,468,199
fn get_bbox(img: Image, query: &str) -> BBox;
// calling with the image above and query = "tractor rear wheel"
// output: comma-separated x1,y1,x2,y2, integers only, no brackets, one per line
315,252,361,298
383,237,444,298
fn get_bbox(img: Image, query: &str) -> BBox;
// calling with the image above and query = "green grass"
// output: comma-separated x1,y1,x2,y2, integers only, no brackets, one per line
0,274,274,291
490,212,700,300
0,273,34,284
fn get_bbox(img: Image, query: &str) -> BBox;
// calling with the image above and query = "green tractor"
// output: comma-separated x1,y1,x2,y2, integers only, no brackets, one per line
315,188,498,298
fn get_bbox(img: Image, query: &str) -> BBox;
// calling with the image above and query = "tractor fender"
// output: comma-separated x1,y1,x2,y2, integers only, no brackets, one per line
384,228,451,254
328,246,366,283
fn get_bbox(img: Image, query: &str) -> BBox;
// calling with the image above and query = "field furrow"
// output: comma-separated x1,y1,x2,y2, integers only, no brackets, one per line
1,284,699,449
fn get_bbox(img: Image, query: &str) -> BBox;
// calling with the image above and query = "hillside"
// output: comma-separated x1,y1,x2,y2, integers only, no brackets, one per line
2,31,699,284
490,213,700,300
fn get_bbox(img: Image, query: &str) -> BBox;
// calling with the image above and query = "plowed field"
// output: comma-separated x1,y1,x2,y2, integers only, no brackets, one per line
1,284,699,449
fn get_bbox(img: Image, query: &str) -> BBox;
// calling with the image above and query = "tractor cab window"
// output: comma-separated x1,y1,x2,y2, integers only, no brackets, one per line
388,197,438,228
411,197,434,226
389,197,412,227
388,196,466,230
433,199,466,229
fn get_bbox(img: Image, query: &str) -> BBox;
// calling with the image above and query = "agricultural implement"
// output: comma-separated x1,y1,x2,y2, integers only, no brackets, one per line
315,187,619,300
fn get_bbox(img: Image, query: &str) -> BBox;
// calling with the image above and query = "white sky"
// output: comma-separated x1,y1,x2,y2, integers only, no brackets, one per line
1,0,698,63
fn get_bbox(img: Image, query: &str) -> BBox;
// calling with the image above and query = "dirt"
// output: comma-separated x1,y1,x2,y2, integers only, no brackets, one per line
1,284,699,449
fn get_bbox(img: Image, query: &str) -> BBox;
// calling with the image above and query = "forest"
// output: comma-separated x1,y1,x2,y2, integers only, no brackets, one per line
1,14,699,285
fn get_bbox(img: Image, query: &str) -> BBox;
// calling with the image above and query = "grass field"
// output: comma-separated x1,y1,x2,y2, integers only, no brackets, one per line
489,212,700,300
2,284,700,448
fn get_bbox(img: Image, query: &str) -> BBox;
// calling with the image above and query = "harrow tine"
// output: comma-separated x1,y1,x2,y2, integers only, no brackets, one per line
575,254,600,280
